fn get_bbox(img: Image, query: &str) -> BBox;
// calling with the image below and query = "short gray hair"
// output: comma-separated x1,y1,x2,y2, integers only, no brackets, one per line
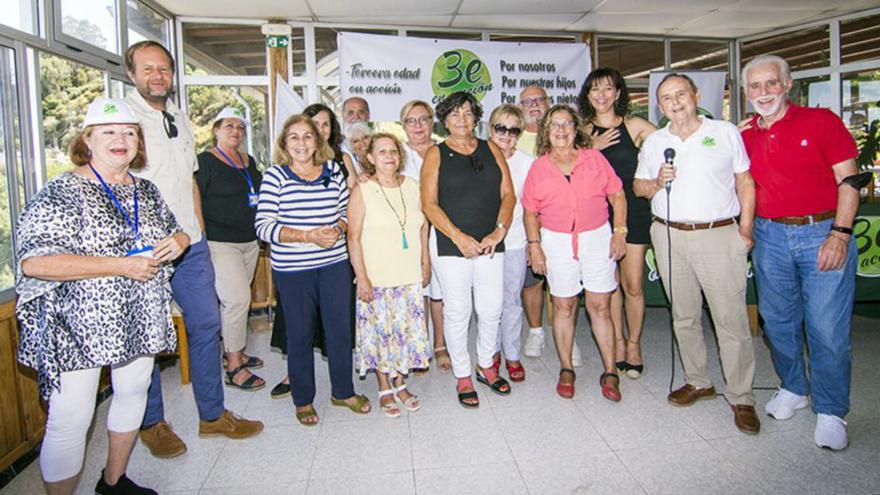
741,54,791,89
344,121,372,141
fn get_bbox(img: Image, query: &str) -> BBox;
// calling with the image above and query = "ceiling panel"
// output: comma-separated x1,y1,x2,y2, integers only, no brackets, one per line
458,0,602,15
311,0,461,17
568,13,704,35
318,16,455,27
593,0,732,13
156,0,312,18
451,14,576,30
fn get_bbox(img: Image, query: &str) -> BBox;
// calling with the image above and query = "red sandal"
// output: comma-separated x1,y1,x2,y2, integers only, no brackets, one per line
506,361,526,382
600,372,622,402
557,368,576,398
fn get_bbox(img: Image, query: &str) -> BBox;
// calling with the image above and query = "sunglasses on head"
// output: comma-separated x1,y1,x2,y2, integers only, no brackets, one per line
493,123,522,137
162,110,178,139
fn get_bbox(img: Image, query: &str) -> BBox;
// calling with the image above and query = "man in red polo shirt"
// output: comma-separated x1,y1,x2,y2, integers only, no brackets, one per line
741,54,859,450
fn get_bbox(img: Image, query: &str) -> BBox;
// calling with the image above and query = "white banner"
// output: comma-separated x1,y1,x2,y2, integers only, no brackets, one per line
272,73,307,146
648,71,727,126
339,32,591,122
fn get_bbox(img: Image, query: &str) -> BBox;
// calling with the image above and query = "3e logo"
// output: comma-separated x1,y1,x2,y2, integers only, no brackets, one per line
431,49,492,102
853,216,880,277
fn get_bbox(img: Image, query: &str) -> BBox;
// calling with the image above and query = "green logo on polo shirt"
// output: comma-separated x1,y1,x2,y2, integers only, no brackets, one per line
702,136,716,147
854,216,880,277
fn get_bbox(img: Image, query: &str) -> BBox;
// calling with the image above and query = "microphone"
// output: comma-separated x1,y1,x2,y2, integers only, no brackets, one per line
663,148,676,193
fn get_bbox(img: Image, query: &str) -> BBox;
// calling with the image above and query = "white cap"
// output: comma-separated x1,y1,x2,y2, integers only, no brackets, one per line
213,106,248,126
82,98,139,129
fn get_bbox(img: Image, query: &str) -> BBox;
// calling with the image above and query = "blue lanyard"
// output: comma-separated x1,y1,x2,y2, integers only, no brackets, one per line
89,164,140,245
215,147,255,194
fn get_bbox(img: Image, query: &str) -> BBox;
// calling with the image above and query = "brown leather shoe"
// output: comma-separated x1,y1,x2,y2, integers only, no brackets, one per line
139,421,187,458
198,410,264,439
732,404,761,434
667,384,716,407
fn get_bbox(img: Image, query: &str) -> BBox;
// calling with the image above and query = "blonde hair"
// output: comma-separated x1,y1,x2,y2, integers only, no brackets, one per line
272,114,335,166
362,133,406,176
399,100,434,122
489,104,524,128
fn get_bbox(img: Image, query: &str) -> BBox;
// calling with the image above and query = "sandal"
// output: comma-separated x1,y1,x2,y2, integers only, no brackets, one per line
600,372,622,402
616,361,629,373
475,366,511,396
557,368,576,399
295,405,319,426
330,394,372,414
378,389,401,418
625,363,644,379
224,365,265,391
434,347,452,373
506,360,525,382
491,353,502,375
395,384,420,412
456,377,479,409
242,355,264,369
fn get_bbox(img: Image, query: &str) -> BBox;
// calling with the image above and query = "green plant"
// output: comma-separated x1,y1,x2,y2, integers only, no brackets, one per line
856,114,880,171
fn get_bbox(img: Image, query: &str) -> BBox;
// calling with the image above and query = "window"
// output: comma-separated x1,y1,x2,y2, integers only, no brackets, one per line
790,75,832,109
0,46,21,290
841,13,880,65
842,69,880,132
670,40,728,73
39,53,106,179
0,0,39,36
127,0,169,47
185,85,270,168
741,26,830,72
183,23,266,76
597,37,664,80
58,0,120,54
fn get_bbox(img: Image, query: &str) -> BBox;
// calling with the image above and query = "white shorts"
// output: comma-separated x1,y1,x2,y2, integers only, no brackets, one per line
542,224,617,297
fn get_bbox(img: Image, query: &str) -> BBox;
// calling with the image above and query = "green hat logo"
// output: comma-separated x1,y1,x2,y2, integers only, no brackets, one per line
431,49,492,102
103,103,119,114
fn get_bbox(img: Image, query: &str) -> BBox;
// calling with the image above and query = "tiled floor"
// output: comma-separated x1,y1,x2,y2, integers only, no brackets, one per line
3,308,879,495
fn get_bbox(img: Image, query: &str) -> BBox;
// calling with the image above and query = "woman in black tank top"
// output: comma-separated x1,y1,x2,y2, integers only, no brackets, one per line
421,91,516,409
579,68,657,379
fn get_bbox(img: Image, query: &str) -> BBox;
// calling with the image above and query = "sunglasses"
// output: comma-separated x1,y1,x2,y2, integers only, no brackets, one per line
493,124,522,137
162,110,178,139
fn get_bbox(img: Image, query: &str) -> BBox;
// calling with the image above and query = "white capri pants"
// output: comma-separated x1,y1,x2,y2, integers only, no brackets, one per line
431,231,505,378
41,356,154,482
208,240,260,353
542,224,618,297
495,247,526,360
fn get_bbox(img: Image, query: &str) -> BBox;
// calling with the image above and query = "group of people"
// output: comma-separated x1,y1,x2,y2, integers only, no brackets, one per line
13,35,861,495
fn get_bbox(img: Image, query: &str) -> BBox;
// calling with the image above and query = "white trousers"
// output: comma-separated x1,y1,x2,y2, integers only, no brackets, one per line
41,356,154,482
496,247,526,360
432,245,505,378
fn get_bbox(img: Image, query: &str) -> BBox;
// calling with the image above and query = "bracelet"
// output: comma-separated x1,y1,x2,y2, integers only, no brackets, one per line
527,239,541,244
830,224,853,235
613,225,629,235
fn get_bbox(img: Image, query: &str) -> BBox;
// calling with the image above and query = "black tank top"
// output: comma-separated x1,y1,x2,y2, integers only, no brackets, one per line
594,121,638,185
436,140,504,257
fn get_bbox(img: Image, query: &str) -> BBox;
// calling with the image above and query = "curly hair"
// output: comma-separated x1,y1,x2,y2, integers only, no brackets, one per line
434,91,484,130
303,103,344,163
577,67,631,121
272,114,335,166
535,105,590,157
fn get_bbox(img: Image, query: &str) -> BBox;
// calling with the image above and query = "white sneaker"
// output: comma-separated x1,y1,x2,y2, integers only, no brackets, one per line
815,414,848,450
522,330,545,357
571,342,584,368
765,388,809,420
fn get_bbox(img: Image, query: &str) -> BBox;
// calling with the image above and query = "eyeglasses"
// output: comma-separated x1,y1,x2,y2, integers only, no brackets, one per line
549,120,575,131
162,111,178,139
493,124,522,137
404,116,432,128
520,96,548,107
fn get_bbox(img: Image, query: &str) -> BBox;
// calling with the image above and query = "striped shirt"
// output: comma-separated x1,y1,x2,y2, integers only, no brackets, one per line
255,161,349,271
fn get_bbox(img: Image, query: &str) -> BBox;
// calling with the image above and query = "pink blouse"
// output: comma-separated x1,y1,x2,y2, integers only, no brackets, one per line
521,148,622,258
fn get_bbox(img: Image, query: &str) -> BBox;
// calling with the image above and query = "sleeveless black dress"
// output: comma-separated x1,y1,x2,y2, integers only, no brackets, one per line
594,122,652,245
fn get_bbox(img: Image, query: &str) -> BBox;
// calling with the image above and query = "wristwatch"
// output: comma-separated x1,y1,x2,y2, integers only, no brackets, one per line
830,224,853,235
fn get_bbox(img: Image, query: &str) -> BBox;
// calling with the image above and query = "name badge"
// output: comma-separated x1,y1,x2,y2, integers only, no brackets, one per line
248,193,259,207
126,245,154,258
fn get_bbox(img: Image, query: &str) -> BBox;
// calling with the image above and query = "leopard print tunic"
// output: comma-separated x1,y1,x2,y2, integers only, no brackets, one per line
15,172,179,399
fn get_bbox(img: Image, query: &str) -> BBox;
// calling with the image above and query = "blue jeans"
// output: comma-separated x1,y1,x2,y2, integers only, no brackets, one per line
143,238,225,425
752,217,856,418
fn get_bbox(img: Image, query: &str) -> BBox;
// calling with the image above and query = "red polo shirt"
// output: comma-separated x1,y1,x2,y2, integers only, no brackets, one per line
741,103,858,218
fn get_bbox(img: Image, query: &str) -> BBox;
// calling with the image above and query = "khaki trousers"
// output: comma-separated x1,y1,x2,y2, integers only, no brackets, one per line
207,240,260,353
650,222,756,406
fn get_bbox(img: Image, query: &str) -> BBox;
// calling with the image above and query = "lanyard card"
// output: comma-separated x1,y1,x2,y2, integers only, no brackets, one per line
126,245,154,258
248,192,259,207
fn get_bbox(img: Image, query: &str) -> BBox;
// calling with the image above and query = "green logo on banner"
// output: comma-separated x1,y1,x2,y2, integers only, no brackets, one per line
431,49,492,103
854,216,880,277
646,248,660,282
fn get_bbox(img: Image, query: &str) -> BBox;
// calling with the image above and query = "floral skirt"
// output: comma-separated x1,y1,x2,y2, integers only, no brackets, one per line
355,282,430,377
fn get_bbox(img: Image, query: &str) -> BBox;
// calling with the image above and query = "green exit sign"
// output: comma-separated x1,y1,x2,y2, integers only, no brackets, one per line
265,35,289,48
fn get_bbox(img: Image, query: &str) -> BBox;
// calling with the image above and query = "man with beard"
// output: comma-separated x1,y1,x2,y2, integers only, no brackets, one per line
741,54,859,450
124,41,263,459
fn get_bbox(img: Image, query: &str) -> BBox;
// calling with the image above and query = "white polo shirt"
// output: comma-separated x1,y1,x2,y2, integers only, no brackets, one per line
635,116,749,223
127,91,202,243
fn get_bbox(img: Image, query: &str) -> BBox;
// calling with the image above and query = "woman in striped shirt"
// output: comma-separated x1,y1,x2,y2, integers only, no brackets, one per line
255,114,371,426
